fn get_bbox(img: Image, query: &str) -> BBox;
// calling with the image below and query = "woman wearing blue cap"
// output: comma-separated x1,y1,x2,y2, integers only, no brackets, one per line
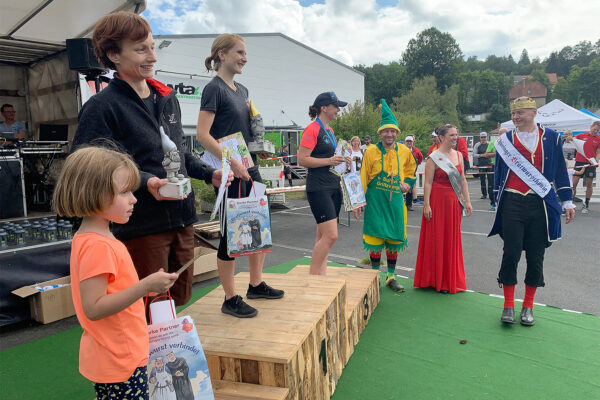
298,92,350,275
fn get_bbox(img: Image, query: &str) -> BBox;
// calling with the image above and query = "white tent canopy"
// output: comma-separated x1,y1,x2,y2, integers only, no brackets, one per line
500,99,600,132
0,0,145,65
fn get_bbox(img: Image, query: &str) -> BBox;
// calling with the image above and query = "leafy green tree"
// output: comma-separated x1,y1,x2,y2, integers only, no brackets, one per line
550,76,574,104
483,54,518,74
456,69,512,114
402,27,463,92
572,57,600,107
529,69,552,101
354,62,408,105
330,100,381,140
488,103,509,126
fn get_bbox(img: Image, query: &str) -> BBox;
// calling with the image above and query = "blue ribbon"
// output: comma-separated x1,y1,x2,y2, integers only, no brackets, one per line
316,118,336,150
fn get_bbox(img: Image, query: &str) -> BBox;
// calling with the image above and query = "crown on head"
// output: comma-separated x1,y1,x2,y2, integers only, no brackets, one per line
510,97,537,111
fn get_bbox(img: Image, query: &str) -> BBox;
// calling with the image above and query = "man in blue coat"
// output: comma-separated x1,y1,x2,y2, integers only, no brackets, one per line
489,97,575,326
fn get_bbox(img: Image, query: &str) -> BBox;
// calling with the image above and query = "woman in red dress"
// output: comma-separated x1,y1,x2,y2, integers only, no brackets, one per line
414,125,473,293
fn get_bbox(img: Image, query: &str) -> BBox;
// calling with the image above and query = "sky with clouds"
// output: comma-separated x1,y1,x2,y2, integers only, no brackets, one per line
142,0,600,67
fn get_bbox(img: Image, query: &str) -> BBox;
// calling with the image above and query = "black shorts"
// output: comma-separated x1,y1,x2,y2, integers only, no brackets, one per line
575,161,597,178
306,188,342,224
217,166,263,261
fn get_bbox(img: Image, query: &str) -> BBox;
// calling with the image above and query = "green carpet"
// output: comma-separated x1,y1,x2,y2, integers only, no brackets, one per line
1,258,599,399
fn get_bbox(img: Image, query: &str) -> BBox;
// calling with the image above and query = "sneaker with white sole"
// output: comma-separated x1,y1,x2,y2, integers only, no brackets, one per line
582,205,589,214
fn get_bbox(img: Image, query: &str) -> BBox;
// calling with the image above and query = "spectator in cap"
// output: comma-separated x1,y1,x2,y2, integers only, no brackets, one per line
403,135,423,210
298,91,351,275
427,130,440,156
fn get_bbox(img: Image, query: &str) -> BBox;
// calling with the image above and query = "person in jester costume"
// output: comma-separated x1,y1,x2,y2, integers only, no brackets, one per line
360,99,417,291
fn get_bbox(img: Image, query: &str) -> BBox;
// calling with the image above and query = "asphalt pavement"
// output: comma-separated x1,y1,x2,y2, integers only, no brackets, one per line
264,178,600,316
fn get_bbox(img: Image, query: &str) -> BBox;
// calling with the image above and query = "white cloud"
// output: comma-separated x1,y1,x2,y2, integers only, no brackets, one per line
143,0,600,66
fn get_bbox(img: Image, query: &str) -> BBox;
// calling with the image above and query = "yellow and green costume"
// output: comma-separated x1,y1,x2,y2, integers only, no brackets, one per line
361,141,417,253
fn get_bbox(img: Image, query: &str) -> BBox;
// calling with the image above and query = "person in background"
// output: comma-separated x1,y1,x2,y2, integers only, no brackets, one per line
403,135,423,211
196,33,284,318
454,130,470,172
489,97,574,326
298,91,350,275
572,121,600,213
73,12,230,314
361,100,417,292
0,104,27,140
474,132,495,210
54,146,178,400
349,136,363,172
427,130,440,156
361,135,372,152
280,144,294,186
562,130,577,188
414,124,472,294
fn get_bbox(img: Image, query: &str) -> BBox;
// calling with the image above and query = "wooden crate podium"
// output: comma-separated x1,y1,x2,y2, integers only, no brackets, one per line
185,267,380,399
287,266,380,364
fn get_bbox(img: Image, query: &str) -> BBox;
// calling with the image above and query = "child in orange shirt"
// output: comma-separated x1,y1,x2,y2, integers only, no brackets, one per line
53,147,178,400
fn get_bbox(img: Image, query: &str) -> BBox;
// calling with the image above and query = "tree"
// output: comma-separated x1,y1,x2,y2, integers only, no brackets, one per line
354,62,408,105
483,54,518,75
488,103,509,126
393,76,460,129
518,49,531,65
529,69,552,101
401,27,463,92
330,100,381,140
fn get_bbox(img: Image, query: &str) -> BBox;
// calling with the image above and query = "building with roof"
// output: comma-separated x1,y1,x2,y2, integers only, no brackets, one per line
509,80,547,107
152,33,365,133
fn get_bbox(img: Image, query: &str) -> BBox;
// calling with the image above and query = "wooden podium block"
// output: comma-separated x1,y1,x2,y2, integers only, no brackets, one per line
185,272,346,399
287,266,380,364
213,380,289,399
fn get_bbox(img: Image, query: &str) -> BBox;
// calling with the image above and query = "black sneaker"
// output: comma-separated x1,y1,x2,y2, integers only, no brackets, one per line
246,281,285,299
386,278,405,292
573,196,583,203
221,295,258,318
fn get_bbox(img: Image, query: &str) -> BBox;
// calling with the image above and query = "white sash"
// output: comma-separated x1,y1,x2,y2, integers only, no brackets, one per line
495,133,551,197
429,150,464,208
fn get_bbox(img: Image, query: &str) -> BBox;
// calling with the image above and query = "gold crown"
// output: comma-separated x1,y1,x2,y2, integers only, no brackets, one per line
510,97,537,111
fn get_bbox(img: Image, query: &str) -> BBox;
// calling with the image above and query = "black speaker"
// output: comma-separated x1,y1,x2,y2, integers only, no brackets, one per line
66,38,106,74
0,159,26,218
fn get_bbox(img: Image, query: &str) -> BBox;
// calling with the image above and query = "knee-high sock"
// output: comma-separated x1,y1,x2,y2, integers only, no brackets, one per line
503,285,515,308
370,252,381,270
523,285,537,308
385,250,397,279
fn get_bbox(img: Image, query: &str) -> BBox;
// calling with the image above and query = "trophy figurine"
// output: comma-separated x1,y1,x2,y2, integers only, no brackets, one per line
248,101,275,156
158,127,192,199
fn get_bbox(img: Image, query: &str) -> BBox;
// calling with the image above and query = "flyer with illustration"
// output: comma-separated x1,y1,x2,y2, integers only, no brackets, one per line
226,195,272,257
201,132,254,170
147,316,214,400
341,171,366,211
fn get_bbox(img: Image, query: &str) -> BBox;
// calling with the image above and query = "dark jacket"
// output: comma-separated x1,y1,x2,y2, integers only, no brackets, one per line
73,76,215,241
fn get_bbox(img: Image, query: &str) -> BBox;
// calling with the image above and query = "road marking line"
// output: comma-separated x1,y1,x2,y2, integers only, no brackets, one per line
272,243,360,262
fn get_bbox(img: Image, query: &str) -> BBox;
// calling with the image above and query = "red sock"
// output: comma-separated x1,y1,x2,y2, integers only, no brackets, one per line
523,285,537,308
503,285,515,308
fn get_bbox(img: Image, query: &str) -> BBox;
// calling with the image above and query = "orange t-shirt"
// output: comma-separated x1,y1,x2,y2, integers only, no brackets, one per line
70,232,149,383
